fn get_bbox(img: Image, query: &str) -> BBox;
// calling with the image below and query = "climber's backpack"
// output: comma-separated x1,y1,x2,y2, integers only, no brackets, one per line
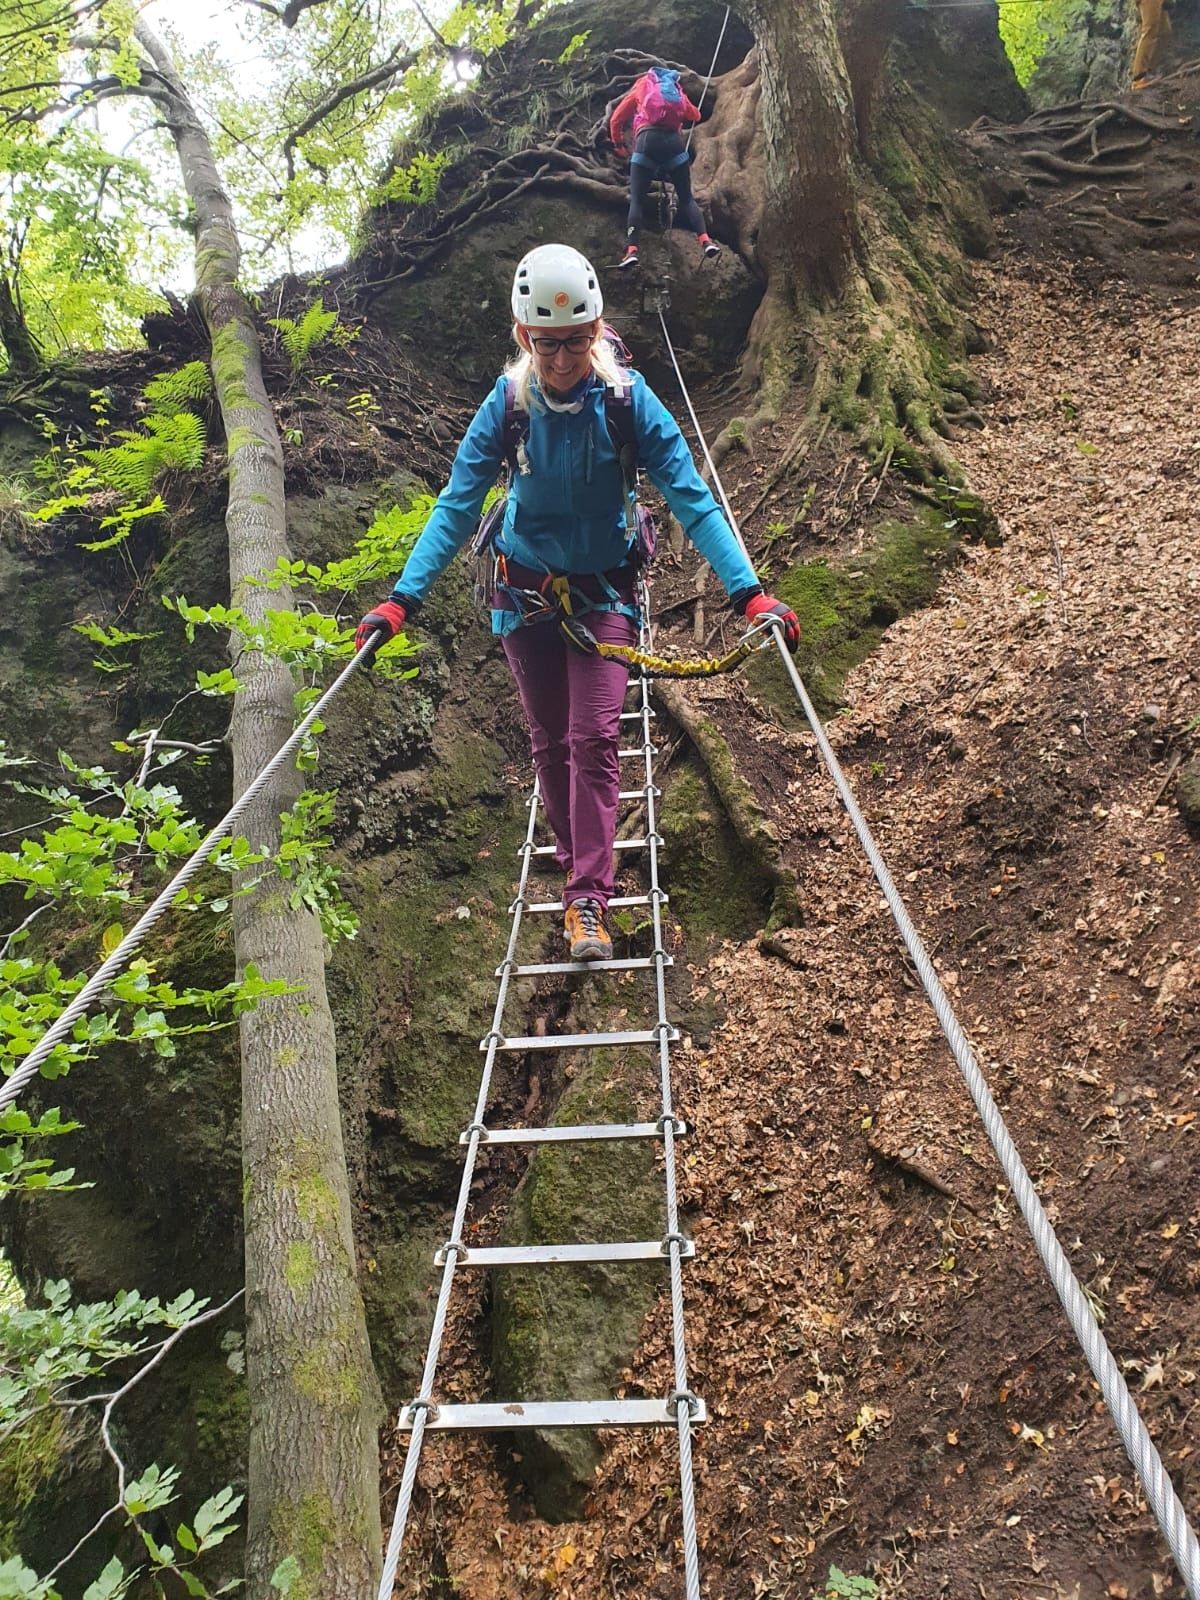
469,329,657,604
638,67,688,133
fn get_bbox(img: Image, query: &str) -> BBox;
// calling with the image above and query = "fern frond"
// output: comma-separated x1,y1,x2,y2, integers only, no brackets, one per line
82,412,207,499
143,362,212,414
267,298,338,375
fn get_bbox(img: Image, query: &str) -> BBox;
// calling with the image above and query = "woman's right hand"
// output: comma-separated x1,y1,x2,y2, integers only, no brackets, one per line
355,599,408,652
743,592,801,652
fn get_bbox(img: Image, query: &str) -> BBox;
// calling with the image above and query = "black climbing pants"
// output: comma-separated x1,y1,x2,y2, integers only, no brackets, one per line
626,126,706,242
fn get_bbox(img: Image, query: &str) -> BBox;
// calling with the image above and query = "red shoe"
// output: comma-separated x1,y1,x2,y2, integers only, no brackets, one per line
617,245,639,272
699,234,720,260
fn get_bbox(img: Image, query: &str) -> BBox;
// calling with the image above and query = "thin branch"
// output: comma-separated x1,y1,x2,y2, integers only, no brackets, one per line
0,901,52,959
281,40,418,179
37,1288,244,1586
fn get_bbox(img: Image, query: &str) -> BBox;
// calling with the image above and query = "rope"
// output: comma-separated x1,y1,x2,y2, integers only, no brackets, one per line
593,634,764,677
686,4,731,148
0,640,378,1114
653,311,1200,1600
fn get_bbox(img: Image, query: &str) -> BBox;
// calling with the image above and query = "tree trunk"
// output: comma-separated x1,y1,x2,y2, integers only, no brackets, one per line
132,22,382,1600
0,270,41,376
737,0,862,304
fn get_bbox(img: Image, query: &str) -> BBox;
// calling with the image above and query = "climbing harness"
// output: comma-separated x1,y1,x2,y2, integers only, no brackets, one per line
557,591,776,679
377,575,705,1600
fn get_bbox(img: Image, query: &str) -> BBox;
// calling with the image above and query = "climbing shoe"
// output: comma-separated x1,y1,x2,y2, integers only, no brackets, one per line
617,244,639,272
564,898,613,962
699,235,721,260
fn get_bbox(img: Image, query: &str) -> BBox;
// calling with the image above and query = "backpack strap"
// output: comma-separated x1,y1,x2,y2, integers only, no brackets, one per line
501,378,531,476
603,380,640,538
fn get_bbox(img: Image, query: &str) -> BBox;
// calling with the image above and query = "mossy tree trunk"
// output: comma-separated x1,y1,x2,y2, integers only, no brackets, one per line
718,0,991,476
132,22,382,1599
0,269,40,377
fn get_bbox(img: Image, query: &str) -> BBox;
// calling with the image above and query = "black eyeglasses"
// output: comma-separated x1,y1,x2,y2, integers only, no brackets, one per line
528,331,594,356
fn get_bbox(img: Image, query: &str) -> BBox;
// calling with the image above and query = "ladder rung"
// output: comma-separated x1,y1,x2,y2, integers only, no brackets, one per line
502,954,672,976
619,710,654,722
522,893,665,913
400,1397,707,1431
462,1119,687,1146
483,1027,679,1052
618,787,660,800
437,1239,695,1266
619,747,657,758
529,839,651,855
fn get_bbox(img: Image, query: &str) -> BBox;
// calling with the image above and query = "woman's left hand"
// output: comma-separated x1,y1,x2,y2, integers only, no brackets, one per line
743,592,801,652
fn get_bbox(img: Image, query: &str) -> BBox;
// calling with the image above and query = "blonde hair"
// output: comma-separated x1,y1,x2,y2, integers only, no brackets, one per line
504,324,628,413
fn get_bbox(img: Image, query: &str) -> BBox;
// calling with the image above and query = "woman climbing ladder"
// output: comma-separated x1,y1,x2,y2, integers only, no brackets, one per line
608,65,721,271
357,244,798,963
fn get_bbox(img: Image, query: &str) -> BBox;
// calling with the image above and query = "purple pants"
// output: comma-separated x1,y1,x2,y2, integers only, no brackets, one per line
503,610,637,908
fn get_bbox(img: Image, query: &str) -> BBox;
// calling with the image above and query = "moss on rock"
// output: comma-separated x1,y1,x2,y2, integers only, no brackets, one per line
659,761,775,941
746,506,968,722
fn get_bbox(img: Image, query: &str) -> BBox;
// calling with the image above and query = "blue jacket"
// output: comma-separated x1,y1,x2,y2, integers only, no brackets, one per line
391,370,759,636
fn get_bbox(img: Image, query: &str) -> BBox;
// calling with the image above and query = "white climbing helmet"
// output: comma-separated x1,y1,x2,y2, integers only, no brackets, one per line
510,244,604,327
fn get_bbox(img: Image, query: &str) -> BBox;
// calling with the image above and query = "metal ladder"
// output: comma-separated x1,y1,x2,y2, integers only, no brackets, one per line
378,597,705,1600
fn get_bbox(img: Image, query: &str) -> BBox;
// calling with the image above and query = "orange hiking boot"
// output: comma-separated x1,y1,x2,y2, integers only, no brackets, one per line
563,897,613,962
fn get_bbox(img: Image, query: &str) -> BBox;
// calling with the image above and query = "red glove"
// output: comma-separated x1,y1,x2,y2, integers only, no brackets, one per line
743,592,800,652
355,598,408,653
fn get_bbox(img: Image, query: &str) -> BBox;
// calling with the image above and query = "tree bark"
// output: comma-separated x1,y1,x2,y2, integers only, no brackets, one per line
0,270,41,376
132,22,382,1600
736,0,863,304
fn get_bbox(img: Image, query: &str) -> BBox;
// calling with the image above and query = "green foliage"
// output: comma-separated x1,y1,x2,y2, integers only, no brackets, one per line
557,29,591,64
996,0,1079,85
373,150,449,206
81,413,207,500
32,402,206,554
814,1569,878,1600
267,299,338,376
143,362,213,414
278,791,358,942
255,496,433,600
0,751,298,1196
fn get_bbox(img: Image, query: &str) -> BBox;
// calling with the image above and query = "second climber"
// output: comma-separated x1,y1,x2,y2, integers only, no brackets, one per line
607,64,720,272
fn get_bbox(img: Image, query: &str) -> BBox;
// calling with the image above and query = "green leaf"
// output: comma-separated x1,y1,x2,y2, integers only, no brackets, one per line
82,1557,129,1600
100,923,124,956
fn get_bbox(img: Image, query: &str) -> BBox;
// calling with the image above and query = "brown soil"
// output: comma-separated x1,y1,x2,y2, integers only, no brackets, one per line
383,112,1200,1600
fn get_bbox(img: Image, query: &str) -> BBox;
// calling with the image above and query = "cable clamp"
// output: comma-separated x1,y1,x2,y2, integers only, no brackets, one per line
517,841,535,857
652,1021,674,1042
405,1396,440,1424
507,897,527,915
434,1238,467,1266
667,1388,701,1419
656,1114,687,1136
649,888,669,907
660,1230,690,1257
645,832,665,848
462,1121,489,1143
495,958,516,978
480,1029,506,1050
